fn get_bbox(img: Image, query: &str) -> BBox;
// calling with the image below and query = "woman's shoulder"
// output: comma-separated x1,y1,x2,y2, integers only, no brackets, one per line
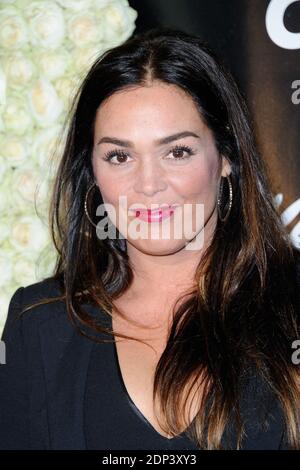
25,275,63,299
2,277,67,341
2,276,109,343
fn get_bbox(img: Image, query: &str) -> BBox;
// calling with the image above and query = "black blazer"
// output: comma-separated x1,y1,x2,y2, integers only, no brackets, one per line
0,277,291,450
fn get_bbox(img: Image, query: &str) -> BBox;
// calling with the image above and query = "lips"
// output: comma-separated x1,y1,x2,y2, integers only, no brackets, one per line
131,203,179,212
132,204,179,222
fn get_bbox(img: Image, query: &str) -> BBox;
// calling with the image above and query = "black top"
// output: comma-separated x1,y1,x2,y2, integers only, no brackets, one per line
0,277,290,450
85,332,199,450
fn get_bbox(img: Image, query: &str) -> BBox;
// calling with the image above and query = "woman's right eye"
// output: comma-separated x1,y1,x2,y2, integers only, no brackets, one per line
103,150,131,165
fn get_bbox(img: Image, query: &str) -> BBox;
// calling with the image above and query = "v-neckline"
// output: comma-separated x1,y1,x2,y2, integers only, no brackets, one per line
111,318,195,441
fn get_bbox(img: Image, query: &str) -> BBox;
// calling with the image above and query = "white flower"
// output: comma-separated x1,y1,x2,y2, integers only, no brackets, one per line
12,253,37,286
28,79,63,127
67,12,102,46
0,208,10,243
54,75,79,106
0,252,13,285
0,65,6,106
24,1,65,49
0,164,11,214
31,126,62,171
0,135,28,165
2,94,32,135
9,214,48,253
1,52,35,88
0,161,50,217
0,7,28,49
0,166,15,213
100,2,137,43
0,0,139,295
72,45,102,73
34,242,57,280
34,49,70,80
10,162,50,210
0,155,7,180
57,0,95,11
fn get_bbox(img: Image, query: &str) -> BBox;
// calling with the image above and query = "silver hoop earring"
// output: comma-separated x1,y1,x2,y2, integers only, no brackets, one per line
217,174,233,222
84,182,98,228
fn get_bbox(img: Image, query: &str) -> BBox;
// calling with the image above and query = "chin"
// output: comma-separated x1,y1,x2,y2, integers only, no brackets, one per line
127,237,187,256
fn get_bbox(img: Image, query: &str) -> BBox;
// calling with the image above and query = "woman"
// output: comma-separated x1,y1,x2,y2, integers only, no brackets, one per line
1,27,300,451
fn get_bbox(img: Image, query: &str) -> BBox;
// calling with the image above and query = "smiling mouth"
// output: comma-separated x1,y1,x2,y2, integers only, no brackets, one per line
130,203,180,212
132,205,179,223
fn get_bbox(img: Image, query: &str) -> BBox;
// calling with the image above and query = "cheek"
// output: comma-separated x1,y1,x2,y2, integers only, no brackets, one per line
96,177,119,205
172,160,219,200
93,162,129,206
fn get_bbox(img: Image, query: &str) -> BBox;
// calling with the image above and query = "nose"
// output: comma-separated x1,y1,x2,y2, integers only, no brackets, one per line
133,158,167,197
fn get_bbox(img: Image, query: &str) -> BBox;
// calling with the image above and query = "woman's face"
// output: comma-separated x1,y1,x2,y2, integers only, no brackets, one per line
92,81,231,255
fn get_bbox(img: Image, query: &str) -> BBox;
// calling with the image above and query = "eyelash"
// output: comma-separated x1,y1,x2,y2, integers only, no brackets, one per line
102,144,195,166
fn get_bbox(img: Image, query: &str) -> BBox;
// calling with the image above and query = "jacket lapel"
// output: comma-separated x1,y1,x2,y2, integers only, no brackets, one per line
38,310,94,449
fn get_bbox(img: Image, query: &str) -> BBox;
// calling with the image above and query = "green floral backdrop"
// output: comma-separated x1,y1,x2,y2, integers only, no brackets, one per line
0,0,137,334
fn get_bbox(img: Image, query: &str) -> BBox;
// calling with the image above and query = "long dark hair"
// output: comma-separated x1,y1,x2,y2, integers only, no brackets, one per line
21,27,300,449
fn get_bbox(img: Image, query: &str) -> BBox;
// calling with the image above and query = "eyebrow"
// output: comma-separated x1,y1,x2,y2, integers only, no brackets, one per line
97,131,200,147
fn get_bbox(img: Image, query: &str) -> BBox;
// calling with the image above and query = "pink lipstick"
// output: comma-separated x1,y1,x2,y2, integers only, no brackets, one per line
133,205,178,223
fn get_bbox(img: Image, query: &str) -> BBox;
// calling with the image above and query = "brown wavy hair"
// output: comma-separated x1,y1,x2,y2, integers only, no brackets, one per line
20,27,300,449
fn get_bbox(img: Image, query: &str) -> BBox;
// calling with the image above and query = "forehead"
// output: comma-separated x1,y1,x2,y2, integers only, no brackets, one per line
94,82,206,133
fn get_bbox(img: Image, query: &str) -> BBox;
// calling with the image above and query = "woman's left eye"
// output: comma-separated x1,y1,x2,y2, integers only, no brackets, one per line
167,145,194,161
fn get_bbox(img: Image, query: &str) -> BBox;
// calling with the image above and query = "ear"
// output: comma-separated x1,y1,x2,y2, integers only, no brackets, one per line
221,155,232,177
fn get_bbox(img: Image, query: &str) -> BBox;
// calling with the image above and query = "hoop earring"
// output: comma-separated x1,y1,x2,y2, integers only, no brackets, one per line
217,174,233,222
84,182,98,228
